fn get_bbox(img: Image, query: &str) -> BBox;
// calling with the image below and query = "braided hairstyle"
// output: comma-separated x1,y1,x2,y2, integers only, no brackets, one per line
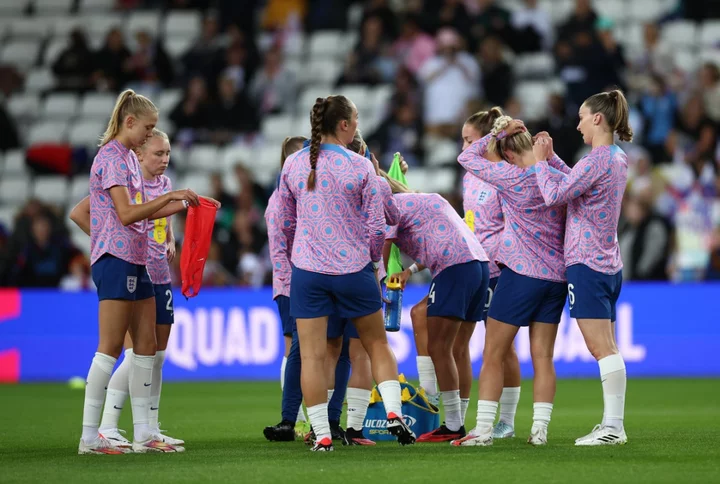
488,115,533,159
464,106,504,137
307,95,354,190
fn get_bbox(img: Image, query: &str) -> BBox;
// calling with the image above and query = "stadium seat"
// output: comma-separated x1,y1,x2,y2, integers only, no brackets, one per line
336,85,371,113
43,39,67,66
426,140,460,167
157,89,183,113
514,52,555,79
427,168,457,194
27,121,68,145
700,21,720,47
32,176,69,206
178,172,211,195
187,145,220,172
164,11,202,39
69,176,90,204
0,176,30,205
81,13,125,37
79,93,115,119
165,36,194,60
221,144,256,171
0,205,17,231
347,3,364,30
297,59,341,85
282,33,305,58
3,150,28,177
0,40,41,71
24,68,55,93
34,0,74,14
125,11,161,37
8,18,53,39
8,93,41,122
68,120,103,149
674,48,700,74
262,114,295,144
699,48,720,67
253,146,281,186
629,0,676,23
53,17,86,37
0,0,30,16
308,31,347,58
297,85,335,116
78,0,116,12
405,169,432,193
168,146,188,172
293,115,311,138
594,0,626,24
42,93,80,120
540,0,573,26
515,81,552,121
661,21,698,48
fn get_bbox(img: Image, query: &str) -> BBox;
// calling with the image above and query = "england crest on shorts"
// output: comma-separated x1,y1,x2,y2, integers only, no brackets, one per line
127,276,137,293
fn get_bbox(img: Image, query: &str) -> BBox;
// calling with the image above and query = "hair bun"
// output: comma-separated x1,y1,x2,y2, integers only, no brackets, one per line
490,115,512,137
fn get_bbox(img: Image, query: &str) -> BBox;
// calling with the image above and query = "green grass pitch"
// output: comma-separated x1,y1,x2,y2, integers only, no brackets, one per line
1,379,718,483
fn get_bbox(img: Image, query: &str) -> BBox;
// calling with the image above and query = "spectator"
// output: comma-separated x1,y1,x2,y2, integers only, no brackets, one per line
52,29,96,92
0,103,21,152
666,93,717,168
218,42,249,92
619,194,671,281
477,36,513,108
511,0,553,52
362,0,398,40
248,45,297,115
338,15,396,86
640,74,677,164
435,0,472,41
470,0,512,49
418,27,480,138
262,0,307,31
392,14,436,75
182,15,223,83
170,75,213,144
93,27,132,91
557,0,597,44
628,23,675,89
210,172,237,231
368,99,424,167
533,93,583,166
209,75,259,144
59,254,96,291
699,62,720,123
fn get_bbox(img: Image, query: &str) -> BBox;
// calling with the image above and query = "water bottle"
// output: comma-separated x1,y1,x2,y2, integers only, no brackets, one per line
384,279,403,332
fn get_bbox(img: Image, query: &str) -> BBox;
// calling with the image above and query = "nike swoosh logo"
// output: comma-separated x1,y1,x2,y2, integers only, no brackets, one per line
144,383,151,387
150,407,159,411
113,405,122,410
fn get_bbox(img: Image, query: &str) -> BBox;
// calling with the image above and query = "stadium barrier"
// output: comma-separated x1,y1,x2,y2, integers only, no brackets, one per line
1,283,718,382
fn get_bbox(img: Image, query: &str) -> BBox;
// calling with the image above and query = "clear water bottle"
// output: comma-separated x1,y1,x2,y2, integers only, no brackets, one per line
384,279,403,332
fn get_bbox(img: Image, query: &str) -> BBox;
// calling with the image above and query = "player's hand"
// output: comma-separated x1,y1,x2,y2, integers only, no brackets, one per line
170,189,200,207
398,154,409,175
533,137,552,161
532,131,550,142
374,267,392,304
371,153,381,175
389,269,411,290
506,119,527,136
203,196,222,208
167,240,176,262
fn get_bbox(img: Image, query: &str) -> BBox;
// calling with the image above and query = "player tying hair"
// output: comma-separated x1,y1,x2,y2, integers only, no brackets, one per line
384,178,490,443
452,115,568,447
277,95,415,451
533,89,632,446
458,107,522,438
71,128,217,450
77,90,199,454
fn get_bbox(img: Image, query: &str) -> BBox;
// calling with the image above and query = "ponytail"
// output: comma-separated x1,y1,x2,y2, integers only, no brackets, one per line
584,89,634,143
488,115,532,158
308,98,327,191
465,106,504,137
99,89,158,147
280,135,308,170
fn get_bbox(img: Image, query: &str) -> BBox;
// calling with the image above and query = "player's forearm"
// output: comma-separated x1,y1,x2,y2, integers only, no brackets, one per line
150,201,186,220
69,197,91,236
117,194,172,226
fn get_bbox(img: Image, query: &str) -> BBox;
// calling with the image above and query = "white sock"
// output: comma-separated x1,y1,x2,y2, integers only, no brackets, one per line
81,352,117,443
307,403,331,442
475,400,499,434
377,380,403,418
599,354,626,430
346,388,371,431
460,398,470,425
532,402,553,430
296,405,306,424
99,349,132,431
129,353,155,442
327,389,334,403
280,357,287,390
499,386,521,427
417,356,437,395
441,390,462,431
149,350,165,430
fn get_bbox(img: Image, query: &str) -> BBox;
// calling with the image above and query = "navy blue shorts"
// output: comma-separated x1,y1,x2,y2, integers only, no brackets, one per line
153,283,174,325
275,296,295,336
482,276,500,322
290,263,382,319
567,264,623,321
91,254,154,301
427,261,489,322
488,268,567,327
326,315,359,339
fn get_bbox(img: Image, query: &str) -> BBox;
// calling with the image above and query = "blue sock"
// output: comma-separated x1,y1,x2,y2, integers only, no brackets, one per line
329,335,351,423
281,330,303,423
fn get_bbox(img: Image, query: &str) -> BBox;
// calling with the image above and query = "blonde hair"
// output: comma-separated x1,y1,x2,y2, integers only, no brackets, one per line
347,129,367,155
134,128,169,156
99,89,158,147
488,115,533,159
280,136,308,170
464,107,504,137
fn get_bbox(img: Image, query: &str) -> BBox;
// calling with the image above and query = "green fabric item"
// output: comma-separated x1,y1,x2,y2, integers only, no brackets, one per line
386,154,407,278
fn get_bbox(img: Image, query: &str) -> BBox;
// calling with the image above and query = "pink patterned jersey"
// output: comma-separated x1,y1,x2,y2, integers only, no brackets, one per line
462,172,503,278
458,134,567,282
89,140,147,266
535,144,628,274
277,144,387,275
385,193,488,278
377,176,400,225
265,190,292,299
143,174,172,284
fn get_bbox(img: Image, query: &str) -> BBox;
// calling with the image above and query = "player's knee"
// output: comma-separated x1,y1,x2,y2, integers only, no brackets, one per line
452,340,468,361
411,302,425,327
